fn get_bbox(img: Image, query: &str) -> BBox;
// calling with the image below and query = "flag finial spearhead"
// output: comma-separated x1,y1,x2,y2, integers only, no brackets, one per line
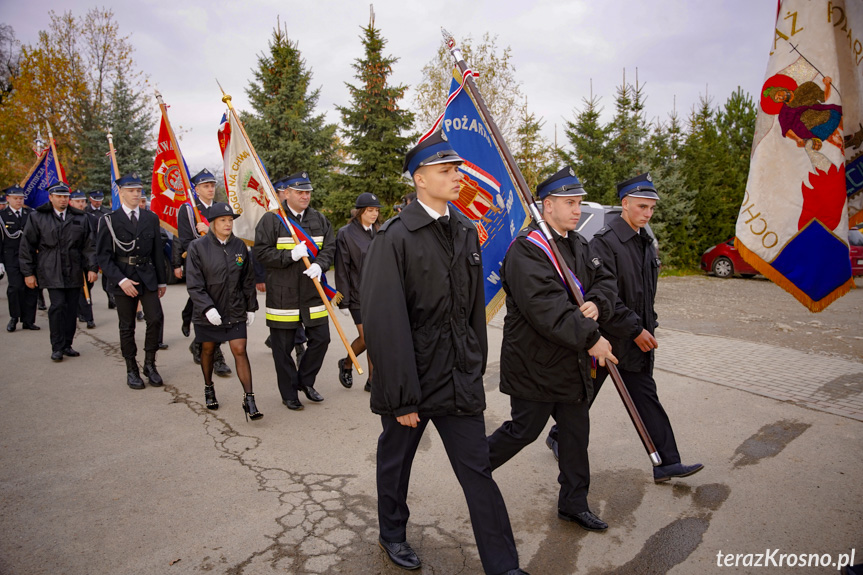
216,78,232,105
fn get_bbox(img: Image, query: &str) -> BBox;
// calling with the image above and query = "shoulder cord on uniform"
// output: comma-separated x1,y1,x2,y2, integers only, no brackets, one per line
102,214,136,253
0,213,23,240
183,203,201,238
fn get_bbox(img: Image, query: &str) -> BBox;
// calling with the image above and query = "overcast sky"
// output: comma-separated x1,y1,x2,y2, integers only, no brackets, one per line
1,0,778,172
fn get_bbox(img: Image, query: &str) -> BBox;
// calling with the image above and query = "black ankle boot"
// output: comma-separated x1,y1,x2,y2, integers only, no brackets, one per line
204,384,219,409
338,358,353,388
242,393,263,421
143,351,163,387
126,358,145,390
214,346,232,377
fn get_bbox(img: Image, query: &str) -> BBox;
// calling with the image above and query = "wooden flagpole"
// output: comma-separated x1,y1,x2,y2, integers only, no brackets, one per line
442,30,661,466
216,80,363,375
46,121,90,304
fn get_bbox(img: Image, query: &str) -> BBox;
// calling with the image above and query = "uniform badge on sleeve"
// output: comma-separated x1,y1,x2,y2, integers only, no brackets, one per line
592,257,601,268
235,254,245,267
472,252,481,264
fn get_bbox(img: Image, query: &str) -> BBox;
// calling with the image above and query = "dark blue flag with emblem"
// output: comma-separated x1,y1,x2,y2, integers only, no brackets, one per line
421,68,530,321
20,146,66,208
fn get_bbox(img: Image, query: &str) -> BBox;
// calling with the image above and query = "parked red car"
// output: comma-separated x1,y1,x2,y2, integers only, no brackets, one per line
700,238,758,278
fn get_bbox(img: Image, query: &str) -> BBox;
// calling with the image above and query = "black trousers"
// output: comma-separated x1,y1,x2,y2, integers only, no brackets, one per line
593,365,681,465
100,272,113,302
114,288,163,359
488,397,591,514
269,323,329,401
377,414,519,575
47,288,79,352
77,280,94,322
6,263,37,324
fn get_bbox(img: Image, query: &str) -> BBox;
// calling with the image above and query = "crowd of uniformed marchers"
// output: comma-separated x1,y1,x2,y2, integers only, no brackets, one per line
0,130,704,574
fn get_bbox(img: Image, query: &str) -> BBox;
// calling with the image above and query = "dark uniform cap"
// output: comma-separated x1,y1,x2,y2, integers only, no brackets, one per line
210,202,241,220
191,168,217,186
403,129,464,176
273,178,288,192
88,190,105,200
0,195,5,203
285,172,313,192
69,190,86,200
617,172,659,201
355,192,382,209
48,182,71,195
115,173,143,189
536,166,586,200
3,185,25,197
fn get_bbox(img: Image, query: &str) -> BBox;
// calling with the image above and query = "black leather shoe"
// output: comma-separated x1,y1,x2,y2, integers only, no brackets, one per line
136,310,144,321
62,347,80,357
158,342,169,350
22,323,40,330
143,352,163,386
204,384,219,409
51,350,63,362
214,347,232,377
378,537,421,570
558,509,608,531
77,315,86,323
546,434,559,462
283,399,304,411
501,570,531,575
300,385,324,402
86,320,96,329
37,300,47,311
653,462,704,483
7,318,17,332
338,358,353,388
364,379,371,392
243,393,263,421
181,322,190,337
126,359,144,389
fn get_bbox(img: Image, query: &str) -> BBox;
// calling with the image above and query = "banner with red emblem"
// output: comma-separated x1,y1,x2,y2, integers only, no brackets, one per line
151,115,190,235
736,0,862,312
218,112,276,244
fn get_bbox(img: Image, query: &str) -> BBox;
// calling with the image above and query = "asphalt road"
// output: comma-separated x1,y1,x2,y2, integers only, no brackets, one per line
0,281,860,575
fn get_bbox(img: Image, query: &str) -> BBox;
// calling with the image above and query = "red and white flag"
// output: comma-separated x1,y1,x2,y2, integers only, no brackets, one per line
151,116,190,235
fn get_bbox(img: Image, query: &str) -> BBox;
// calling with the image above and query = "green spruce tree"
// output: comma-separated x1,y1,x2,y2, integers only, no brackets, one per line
242,20,338,209
513,98,555,193
327,15,414,227
557,85,615,201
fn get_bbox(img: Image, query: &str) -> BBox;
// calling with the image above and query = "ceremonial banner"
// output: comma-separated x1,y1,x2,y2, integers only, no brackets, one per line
151,115,193,235
431,70,530,321
218,112,276,244
20,145,66,208
737,0,862,311
109,159,120,210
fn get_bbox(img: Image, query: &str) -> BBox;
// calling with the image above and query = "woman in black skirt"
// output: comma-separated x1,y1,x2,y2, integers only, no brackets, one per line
186,203,262,420
334,192,381,392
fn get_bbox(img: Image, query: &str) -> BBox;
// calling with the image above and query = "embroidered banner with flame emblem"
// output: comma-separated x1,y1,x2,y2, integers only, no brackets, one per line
737,0,862,312
218,112,276,244
151,115,192,235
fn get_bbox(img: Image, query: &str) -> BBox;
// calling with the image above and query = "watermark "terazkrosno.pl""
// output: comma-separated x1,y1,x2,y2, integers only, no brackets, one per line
716,549,856,569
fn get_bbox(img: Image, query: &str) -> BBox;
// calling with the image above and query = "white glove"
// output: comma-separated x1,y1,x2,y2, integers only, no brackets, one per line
291,241,309,262
0,263,5,279
303,262,322,280
205,308,222,325
246,311,255,326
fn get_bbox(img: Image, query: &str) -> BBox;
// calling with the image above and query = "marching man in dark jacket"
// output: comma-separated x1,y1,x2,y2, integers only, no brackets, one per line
589,173,703,483
186,202,261,419
0,185,39,332
20,182,98,361
84,190,115,309
254,171,335,411
361,131,527,575
487,167,618,532
96,173,167,389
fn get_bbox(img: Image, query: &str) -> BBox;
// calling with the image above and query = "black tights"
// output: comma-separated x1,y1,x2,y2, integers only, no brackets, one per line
201,339,253,393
